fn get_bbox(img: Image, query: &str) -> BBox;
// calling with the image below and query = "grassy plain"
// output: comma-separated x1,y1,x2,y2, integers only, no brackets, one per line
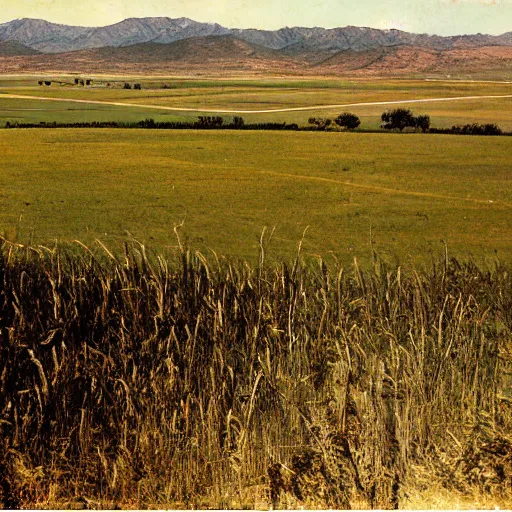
1,128,511,266
1,75,512,509
1,75,511,129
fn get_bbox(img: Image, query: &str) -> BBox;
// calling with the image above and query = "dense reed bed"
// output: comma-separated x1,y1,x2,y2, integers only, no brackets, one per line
0,236,511,509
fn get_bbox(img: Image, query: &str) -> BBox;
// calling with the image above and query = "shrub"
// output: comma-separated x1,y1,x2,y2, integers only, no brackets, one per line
232,116,245,129
414,114,431,133
450,123,503,136
334,112,361,130
308,117,332,131
381,108,416,132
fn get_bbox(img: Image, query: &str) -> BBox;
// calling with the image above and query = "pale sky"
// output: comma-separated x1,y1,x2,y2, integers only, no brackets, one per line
1,0,510,36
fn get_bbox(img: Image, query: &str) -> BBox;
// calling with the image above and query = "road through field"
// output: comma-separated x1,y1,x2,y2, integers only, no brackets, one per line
1,92,512,114
258,170,512,209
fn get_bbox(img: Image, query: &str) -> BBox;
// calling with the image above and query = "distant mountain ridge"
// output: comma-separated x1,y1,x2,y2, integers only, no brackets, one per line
0,17,511,54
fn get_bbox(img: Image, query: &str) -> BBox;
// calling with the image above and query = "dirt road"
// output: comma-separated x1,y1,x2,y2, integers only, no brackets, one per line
1,92,512,114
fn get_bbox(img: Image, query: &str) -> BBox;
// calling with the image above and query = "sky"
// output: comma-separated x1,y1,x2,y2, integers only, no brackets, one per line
0,0,510,36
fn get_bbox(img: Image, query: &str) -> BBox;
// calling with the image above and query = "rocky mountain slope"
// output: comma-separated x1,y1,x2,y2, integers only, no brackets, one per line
0,40,39,56
0,17,510,76
0,17,510,54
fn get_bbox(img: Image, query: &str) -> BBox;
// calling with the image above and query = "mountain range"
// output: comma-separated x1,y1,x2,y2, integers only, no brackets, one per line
0,17,511,75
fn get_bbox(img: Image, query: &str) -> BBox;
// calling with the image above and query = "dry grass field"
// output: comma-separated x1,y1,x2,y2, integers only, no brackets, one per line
0,241,511,509
0,75,511,509
0,128,511,267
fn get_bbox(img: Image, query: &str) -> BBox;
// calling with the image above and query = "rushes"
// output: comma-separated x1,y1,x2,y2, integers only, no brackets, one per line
0,238,511,508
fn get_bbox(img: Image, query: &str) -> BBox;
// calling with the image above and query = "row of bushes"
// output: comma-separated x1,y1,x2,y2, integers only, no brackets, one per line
137,117,300,130
5,121,124,128
430,123,503,136
4,118,301,131
3,112,506,135
308,109,506,135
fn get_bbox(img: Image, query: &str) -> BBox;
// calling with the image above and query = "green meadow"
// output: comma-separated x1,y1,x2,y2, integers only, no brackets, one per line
0,128,510,266
1,76,511,129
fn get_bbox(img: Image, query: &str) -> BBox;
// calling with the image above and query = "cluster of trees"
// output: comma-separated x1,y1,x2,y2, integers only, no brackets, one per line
5,121,122,129
137,117,300,131
4,118,300,131
123,83,142,90
430,123,503,136
381,109,431,132
4,108,504,135
74,78,92,86
37,81,52,86
308,112,361,131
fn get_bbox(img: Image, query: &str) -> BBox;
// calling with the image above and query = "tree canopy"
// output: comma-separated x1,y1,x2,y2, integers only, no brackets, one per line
334,112,361,130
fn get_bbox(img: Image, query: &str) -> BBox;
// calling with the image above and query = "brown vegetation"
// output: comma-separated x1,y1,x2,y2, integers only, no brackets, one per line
0,234,511,508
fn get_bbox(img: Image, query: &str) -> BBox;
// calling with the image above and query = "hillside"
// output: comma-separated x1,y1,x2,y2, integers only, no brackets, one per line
0,40,39,56
1,17,511,54
0,17,511,76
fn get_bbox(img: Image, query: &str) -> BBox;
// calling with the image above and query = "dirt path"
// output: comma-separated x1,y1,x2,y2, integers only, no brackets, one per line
1,92,512,114
257,170,512,208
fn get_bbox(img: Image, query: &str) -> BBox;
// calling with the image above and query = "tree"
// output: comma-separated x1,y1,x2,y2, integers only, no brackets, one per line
308,117,332,131
134,83,142,90
232,116,245,129
334,112,361,130
414,114,431,133
44,81,52,86
123,83,132,89
451,123,502,136
482,123,502,136
86,79,91,86
196,116,223,128
381,108,416,132
74,78,79,85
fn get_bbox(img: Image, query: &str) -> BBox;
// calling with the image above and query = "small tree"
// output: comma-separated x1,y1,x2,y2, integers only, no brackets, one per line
86,79,91,86
334,112,361,130
381,108,416,132
123,83,132,90
414,115,431,133
197,116,224,128
308,117,332,131
44,81,52,86
38,81,43,86
134,83,142,90
482,123,502,136
232,116,245,129
74,78,79,85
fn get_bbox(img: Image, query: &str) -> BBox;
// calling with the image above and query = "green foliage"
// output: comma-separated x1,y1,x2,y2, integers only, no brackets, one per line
414,114,431,133
381,108,416,132
308,117,332,130
381,109,433,133
197,115,224,128
334,112,361,130
232,116,245,128
453,123,503,135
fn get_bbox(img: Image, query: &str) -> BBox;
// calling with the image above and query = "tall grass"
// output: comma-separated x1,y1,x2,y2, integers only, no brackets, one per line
0,237,511,508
